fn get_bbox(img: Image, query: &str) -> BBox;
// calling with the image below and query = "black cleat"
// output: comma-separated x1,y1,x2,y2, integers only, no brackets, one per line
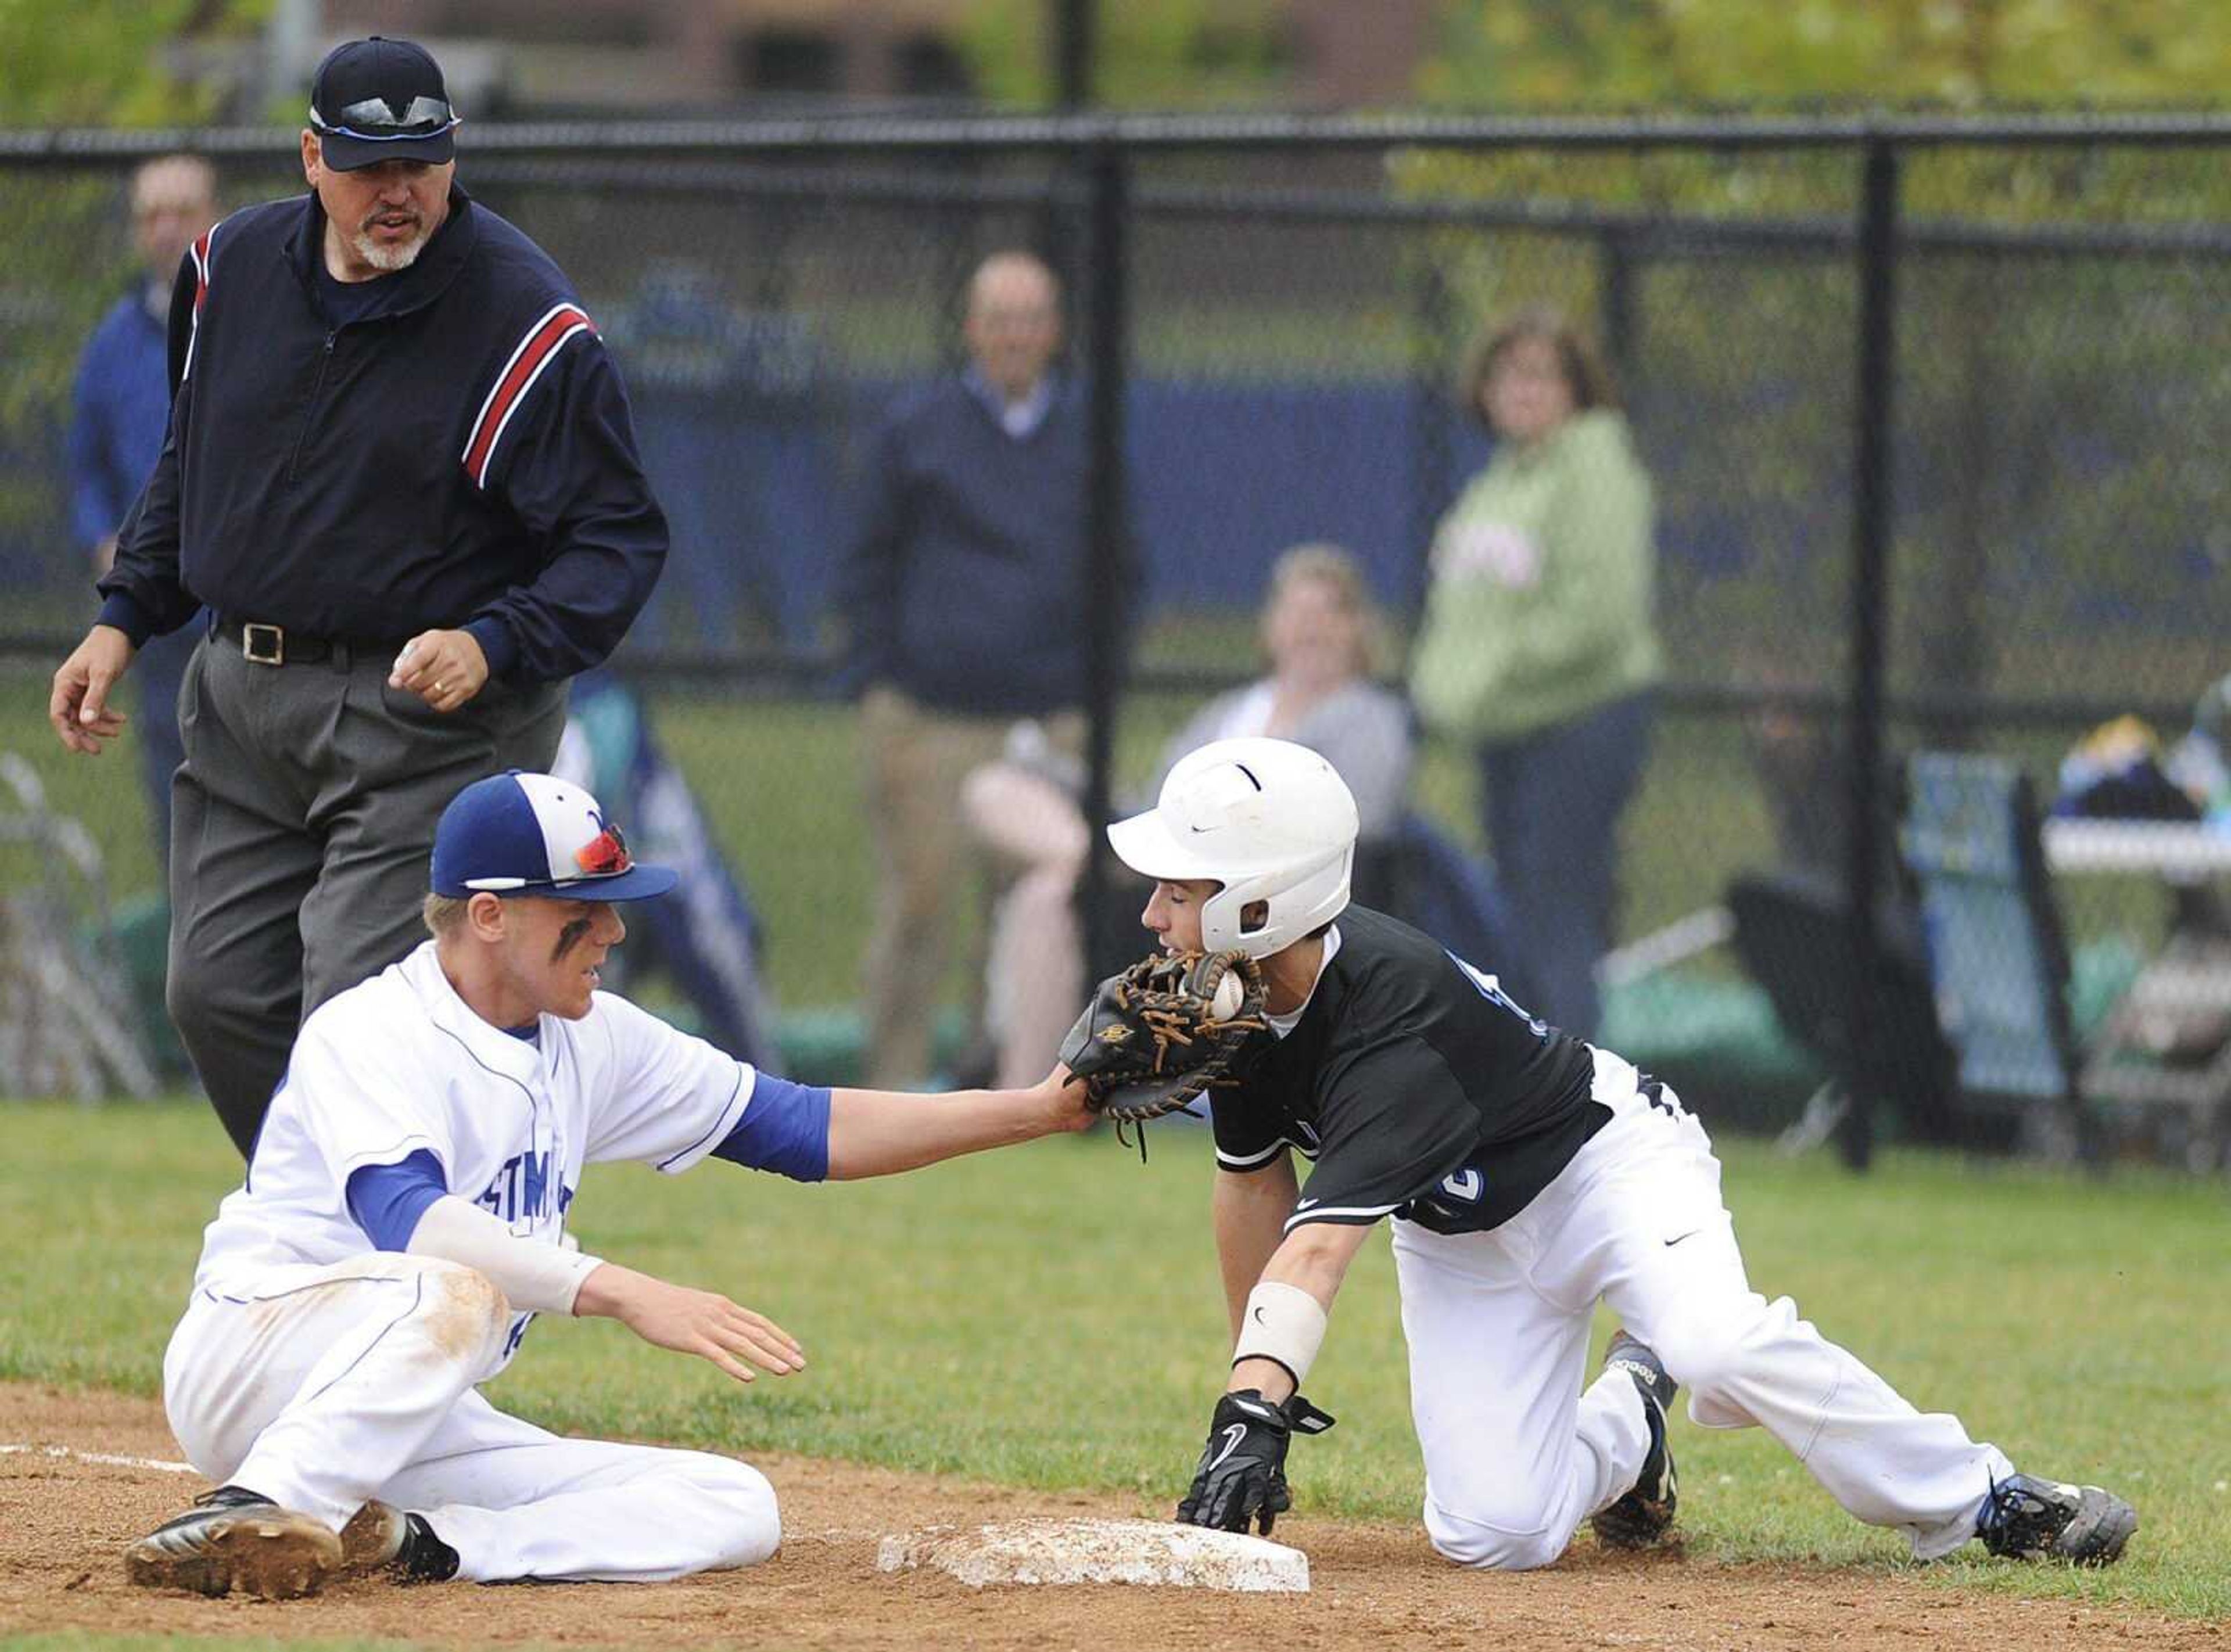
337,1502,460,1583
1977,1472,2137,1566
124,1484,343,1599
394,1513,461,1582
1591,1331,1680,1550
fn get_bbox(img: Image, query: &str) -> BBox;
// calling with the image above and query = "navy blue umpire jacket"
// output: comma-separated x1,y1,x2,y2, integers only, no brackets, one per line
98,185,666,685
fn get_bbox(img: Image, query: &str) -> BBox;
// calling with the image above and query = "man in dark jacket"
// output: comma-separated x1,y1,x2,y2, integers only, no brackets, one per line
46,37,668,1157
837,250,1097,1088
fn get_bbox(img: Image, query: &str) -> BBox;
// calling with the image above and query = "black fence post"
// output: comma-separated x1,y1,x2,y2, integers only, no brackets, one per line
935,213,976,378
1598,226,1636,388
1840,137,1902,1172
1052,0,1095,110
1407,253,1457,613
1039,0,1094,285
1077,142,1131,983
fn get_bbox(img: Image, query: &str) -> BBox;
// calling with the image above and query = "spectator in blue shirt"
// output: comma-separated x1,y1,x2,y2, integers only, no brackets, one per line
837,252,1102,1088
66,153,217,864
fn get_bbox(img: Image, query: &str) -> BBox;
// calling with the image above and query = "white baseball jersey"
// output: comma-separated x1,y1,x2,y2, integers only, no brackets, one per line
193,939,764,1370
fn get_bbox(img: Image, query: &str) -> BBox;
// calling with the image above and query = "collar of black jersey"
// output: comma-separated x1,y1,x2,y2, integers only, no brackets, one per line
282,182,480,322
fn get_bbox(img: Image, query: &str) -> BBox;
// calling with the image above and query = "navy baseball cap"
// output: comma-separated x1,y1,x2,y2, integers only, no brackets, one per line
432,771,677,903
308,37,461,171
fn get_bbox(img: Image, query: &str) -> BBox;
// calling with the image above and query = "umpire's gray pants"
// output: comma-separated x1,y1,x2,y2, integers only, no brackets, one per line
167,631,566,1157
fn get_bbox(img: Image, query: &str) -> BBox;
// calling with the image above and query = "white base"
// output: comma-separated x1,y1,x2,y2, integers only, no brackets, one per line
875,1517,1310,1593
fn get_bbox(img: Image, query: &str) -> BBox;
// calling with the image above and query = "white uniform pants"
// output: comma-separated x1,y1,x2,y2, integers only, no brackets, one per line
1396,1049,2013,1571
162,1255,779,1583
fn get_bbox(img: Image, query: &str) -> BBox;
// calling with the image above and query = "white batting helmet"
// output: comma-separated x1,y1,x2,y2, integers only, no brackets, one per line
1107,736,1359,958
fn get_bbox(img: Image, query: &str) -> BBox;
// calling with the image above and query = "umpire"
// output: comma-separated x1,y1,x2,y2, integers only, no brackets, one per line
47,37,668,1157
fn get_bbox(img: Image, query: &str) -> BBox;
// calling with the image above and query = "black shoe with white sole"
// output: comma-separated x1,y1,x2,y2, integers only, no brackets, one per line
1976,1472,2137,1566
124,1484,344,1600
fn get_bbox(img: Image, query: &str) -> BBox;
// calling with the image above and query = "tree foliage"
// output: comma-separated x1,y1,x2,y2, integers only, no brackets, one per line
0,0,269,128
950,0,2231,115
1419,0,2231,111
954,0,1290,109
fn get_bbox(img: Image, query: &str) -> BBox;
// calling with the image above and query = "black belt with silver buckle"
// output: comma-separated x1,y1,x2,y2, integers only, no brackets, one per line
216,617,396,667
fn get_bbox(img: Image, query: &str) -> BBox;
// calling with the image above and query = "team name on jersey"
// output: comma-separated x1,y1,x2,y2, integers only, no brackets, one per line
475,1149,575,1226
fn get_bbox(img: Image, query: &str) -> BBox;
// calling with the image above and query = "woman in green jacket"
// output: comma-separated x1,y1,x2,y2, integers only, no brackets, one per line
1409,308,1660,1038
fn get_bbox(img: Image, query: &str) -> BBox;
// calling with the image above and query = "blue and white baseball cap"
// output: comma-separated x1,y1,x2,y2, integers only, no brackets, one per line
432,771,677,902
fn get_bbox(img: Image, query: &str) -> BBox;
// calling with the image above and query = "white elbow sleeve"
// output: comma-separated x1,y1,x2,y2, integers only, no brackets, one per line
1232,1280,1329,1389
407,1195,606,1316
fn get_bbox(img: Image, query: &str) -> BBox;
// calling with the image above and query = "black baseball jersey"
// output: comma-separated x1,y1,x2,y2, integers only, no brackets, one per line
1209,905,1608,1236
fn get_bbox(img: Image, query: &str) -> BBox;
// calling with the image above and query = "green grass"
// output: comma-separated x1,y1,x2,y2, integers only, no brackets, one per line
1,1102,2223,1618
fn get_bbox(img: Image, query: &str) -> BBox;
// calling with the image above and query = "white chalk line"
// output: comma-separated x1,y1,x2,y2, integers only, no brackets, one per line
1,1442,199,1475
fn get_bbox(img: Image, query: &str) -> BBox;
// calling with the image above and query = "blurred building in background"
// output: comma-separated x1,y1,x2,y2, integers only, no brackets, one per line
285,0,1437,114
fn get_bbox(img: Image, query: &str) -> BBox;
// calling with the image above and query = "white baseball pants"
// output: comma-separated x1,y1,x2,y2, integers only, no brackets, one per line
1395,1048,2014,1570
161,1255,779,1582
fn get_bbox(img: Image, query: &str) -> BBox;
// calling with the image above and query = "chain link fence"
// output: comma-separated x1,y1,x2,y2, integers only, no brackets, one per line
3,114,2228,1160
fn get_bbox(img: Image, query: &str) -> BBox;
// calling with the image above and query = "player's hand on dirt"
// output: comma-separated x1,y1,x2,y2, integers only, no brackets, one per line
388,628,490,714
1176,1390,1334,1537
49,624,135,755
577,1264,805,1383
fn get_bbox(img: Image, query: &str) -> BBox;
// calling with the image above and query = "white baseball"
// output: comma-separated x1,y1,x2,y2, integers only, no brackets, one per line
1210,971,1245,1020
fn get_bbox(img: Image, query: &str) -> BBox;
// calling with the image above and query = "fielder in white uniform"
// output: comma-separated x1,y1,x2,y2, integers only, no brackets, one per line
1117,738,2136,1570
128,769,1090,1599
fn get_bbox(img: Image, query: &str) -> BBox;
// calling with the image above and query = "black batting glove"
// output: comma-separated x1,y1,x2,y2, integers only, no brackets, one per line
1175,1390,1335,1536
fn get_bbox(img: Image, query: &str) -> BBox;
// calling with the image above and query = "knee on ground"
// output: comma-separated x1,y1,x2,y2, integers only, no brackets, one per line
669,1452,781,1570
1427,1507,1570,1571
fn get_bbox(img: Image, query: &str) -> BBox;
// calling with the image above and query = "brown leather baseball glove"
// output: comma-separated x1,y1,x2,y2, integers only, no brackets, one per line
1059,949,1268,1124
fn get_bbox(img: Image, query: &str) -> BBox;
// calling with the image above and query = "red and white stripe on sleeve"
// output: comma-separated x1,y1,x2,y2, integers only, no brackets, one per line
460,302,597,490
180,227,216,382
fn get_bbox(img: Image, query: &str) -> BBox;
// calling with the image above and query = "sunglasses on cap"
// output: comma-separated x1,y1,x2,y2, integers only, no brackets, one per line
310,94,461,142
573,823,632,879
454,823,633,892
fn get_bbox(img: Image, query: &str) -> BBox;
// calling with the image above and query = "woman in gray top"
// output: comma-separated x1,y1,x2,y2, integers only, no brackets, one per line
962,543,1413,1087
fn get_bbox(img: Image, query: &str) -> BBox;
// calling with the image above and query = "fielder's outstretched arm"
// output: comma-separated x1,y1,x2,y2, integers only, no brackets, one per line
823,1068,1093,1180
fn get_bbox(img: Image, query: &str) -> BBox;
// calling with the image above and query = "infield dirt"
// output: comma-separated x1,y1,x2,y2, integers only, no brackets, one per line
2,1382,2215,1651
